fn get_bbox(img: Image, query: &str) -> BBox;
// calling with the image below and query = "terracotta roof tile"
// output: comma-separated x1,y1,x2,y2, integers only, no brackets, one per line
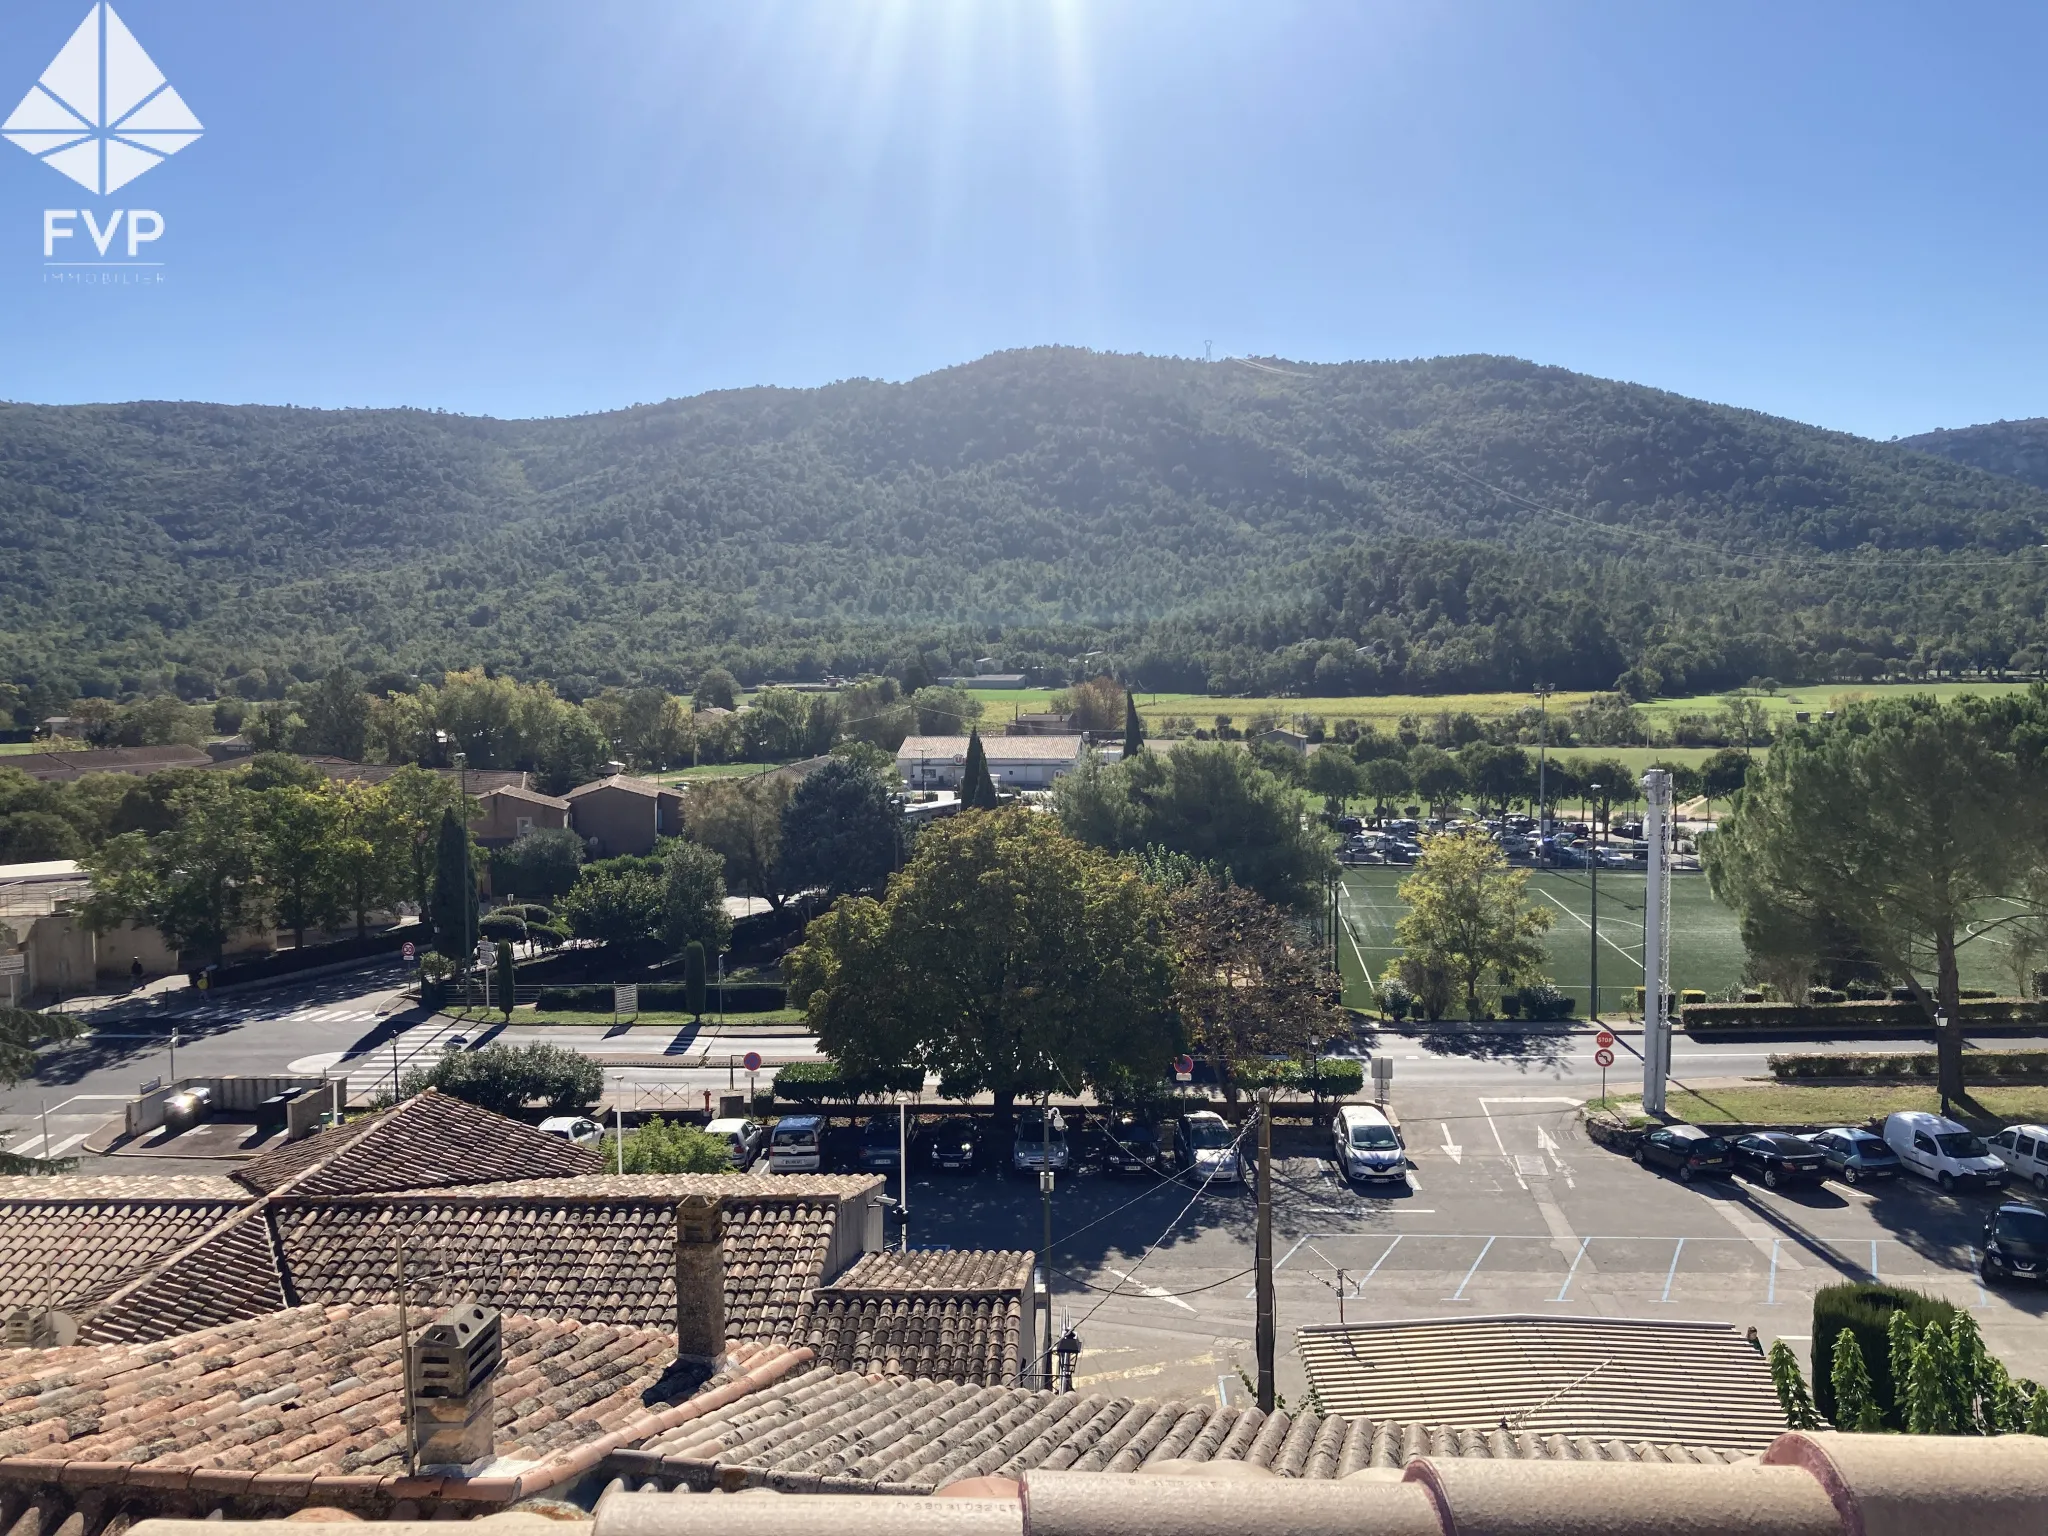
826,1250,1034,1295
234,1091,602,1197
79,1207,290,1344
800,1294,1024,1388
0,1186,250,1314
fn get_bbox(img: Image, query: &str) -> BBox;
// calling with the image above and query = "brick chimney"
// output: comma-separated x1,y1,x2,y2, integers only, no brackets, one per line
408,1302,502,1470
675,1193,726,1365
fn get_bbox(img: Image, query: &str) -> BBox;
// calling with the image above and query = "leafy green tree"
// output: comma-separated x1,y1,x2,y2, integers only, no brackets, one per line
1406,745,1464,817
1305,747,1359,815
1389,827,1552,1019
1889,1310,1921,1419
1770,1338,1822,1430
1569,758,1639,836
1829,1328,1882,1431
687,774,796,908
1706,695,2048,1103
495,940,516,1020
0,810,82,863
381,765,470,922
560,858,665,948
777,756,900,897
909,686,981,734
298,665,371,760
1054,742,1332,910
605,1115,732,1173
488,826,584,904
325,779,411,938
254,784,343,949
684,940,707,1020
1461,743,1536,818
1906,1320,1961,1434
0,1006,84,1086
243,751,325,792
692,667,740,712
429,808,477,961
660,837,732,954
1359,757,1411,825
403,1041,601,1115
1168,876,1338,1101
787,806,1179,1124
83,775,263,967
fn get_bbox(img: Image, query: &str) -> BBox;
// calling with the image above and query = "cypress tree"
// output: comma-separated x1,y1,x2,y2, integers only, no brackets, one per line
1887,1309,1920,1424
685,940,708,1020
1829,1328,1881,1431
1770,1339,1821,1430
430,808,476,962
1123,692,1144,759
960,729,988,806
495,940,516,1020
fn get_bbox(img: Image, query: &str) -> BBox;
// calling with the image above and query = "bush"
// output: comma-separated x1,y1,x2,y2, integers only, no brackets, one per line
1378,979,1413,1022
1516,983,1575,1021
773,1060,923,1103
533,981,788,1014
1770,1049,2048,1082
1237,1057,1367,1097
1812,1283,1955,1429
401,1041,603,1116
478,911,528,944
1808,987,1845,1005
603,1115,732,1173
1684,998,2041,1031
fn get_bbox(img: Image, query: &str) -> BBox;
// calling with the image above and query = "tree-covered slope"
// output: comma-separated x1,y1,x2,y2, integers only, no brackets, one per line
1899,419,2048,492
4,348,2046,700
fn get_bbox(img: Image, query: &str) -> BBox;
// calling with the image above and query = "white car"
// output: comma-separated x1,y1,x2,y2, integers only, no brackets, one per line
1883,1110,2006,1193
1177,1111,1245,1185
537,1115,603,1145
1987,1124,2048,1192
705,1116,767,1170
1332,1104,1407,1184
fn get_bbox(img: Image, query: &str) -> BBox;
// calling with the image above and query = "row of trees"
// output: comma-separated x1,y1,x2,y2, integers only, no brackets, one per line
788,807,1337,1120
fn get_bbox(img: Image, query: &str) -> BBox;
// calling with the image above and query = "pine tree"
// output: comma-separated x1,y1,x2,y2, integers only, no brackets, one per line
1887,1309,1920,1425
685,940,707,1021
1829,1328,1882,1431
429,808,476,963
1770,1339,1822,1430
1123,692,1144,759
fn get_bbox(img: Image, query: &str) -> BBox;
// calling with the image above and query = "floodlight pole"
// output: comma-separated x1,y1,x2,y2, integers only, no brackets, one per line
1641,770,1672,1117
1535,684,1552,848
1255,1089,1276,1412
1587,784,1601,1025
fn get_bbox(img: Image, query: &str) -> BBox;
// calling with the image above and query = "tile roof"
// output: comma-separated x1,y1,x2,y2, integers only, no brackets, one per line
619,1369,1752,1494
895,737,1087,763
1294,1316,1787,1454
798,1251,1036,1387
0,1302,814,1510
479,785,572,809
826,1251,1035,1294
7,746,213,782
234,1090,603,1197
270,1182,869,1341
78,1206,289,1344
0,1183,250,1314
566,776,667,800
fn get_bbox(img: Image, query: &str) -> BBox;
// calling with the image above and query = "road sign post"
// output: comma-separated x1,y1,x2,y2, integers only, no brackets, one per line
744,1050,761,1108
614,983,638,1022
1371,1054,1394,1107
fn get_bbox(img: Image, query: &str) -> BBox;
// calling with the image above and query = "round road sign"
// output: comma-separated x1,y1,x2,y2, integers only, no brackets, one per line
1594,1030,1615,1049
402,942,416,962
1594,1047,1616,1068
743,1051,762,1072
1174,1055,1195,1076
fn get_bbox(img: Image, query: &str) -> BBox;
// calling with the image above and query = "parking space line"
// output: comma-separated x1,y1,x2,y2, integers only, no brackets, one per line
1659,1239,1685,1303
1448,1236,1495,1300
1357,1235,1404,1291
1766,1239,1780,1306
1554,1236,1591,1301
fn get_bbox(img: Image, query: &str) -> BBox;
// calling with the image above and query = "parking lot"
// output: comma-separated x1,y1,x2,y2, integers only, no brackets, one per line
830,1084,2048,1407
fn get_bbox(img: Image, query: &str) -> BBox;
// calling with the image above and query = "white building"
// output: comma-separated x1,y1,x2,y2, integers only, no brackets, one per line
895,735,1088,791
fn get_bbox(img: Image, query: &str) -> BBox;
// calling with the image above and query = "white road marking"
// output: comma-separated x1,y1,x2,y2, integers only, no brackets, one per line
1447,1236,1495,1300
1105,1264,1196,1313
1439,1124,1464,1164
44,1134,88,1157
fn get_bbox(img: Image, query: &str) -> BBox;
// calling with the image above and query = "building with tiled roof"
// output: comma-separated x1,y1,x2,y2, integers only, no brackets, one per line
0,1176,252,1317
802,1250,1035,1387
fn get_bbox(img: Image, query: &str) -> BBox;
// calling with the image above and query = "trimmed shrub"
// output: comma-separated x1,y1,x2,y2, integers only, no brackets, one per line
1812,1283,1956,1429
1772,1049,2048,1082
534,982,787,1014
772,1060,923,1103
478,911,528,944
605,1116,732,1173
401,1041,603,1116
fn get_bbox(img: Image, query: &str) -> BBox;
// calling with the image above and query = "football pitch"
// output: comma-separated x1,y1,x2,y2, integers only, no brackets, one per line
1338,865,1748,1016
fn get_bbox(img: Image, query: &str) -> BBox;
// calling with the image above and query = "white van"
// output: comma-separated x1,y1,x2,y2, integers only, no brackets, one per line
768,1114,825,1173
1988,1124,2048,1192
1883,1111,2006,1193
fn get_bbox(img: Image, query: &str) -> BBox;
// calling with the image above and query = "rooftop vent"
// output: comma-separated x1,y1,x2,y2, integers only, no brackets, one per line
408,1302,502,1469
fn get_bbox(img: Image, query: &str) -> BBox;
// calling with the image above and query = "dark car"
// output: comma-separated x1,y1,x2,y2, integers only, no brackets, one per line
1801,1127,1902,1185
1636,1124,1732,1183
1982,1203,2048,1283
1099,1118,1168,1176
1730,1132,1827,1190
855,1115,902,1173
918,1117,979,1173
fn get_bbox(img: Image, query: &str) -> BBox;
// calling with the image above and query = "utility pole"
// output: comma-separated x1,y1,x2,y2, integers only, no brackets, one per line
1587,783,1601,1025
1040,1095,1055,1389
1641,770,1672,1116
1255,1089,1275,1412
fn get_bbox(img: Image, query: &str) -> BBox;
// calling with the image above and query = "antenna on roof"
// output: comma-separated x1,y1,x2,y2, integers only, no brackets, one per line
394,1241,418,1476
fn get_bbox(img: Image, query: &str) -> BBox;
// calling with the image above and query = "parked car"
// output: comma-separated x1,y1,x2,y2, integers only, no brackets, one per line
1729,1132,1827,1190
1883,1111,2006,1193
921,1122,983,1179
1177,1110,1246,1185
768,1113,826,1173
1988,1124,2048,1192
1635,1124,1731,1183
1099,1117,1169,1176
1800,1127,1902,1185
537,1115,603,1145
1980,1202,2048,1283
1331,1104,1406,1184
856,1115,904,1173
704,1116,766,1169
1011,1109,1070,1178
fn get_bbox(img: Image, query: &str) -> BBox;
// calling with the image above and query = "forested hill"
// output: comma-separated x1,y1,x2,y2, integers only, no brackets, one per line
1900,419,2048,491
3,347,2047,703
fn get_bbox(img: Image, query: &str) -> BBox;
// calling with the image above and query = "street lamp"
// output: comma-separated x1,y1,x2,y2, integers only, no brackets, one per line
894,1089,913,1246
1054,1325,1082,1393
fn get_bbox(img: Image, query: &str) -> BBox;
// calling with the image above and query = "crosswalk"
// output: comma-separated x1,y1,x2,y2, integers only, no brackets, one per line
331,1018,473,1100
82,1004,389,1029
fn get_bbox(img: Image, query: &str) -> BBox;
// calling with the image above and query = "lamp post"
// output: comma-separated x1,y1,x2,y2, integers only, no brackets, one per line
1054,1325,1082,1393
895,1089,912,1248
1534,684,1552,850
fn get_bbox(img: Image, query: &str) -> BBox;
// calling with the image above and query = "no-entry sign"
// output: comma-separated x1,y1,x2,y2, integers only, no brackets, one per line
1595,1030,1615,1049
1594,1047,1616,1068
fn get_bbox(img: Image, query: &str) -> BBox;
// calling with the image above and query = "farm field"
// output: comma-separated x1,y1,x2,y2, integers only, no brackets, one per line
1337,864,2021,1018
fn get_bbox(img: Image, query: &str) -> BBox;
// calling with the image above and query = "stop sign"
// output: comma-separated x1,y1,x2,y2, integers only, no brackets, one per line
743,1051,762,1072
1595,1030,1614,1049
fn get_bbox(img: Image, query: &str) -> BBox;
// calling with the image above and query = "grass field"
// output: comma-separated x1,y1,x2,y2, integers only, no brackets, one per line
1589,1084,2048,1128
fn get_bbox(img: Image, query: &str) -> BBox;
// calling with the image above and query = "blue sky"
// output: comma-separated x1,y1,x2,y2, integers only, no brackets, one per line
0,1,2042,437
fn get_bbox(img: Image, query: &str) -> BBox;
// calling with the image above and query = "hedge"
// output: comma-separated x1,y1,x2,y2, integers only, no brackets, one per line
1772,1049,2048,1082
534,982,787,1014
1811,1283,1955,1429
1239,1058,1367,1096
772,1060,924,1104
1682,998,2042,1032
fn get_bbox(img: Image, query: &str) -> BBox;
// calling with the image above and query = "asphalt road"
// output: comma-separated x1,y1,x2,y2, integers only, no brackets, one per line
7,968,2046,1416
